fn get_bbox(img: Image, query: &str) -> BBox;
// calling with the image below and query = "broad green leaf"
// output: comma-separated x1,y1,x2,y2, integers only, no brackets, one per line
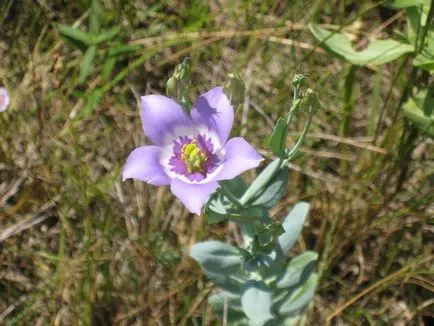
403,89,434,137
309,24,414,65
414,40,434,71
79,45,97,84
269,118,288,155
389,0,424,8
93,26,121,44
57,24,92,46
276,251,318,289
241,284,275,325
209,291,247,323
277,273,318,316
278,202,310,254
90,0,101,34
240,159,282,205
190,241,243,274
250,166,289,209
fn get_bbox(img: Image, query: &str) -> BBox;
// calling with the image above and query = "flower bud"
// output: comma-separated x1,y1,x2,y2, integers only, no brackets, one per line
292,74,307,88
224,73,245,107
166,58,192,110
301,88,319,112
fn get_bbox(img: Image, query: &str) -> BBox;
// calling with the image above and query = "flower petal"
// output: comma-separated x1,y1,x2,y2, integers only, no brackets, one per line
123,146,171,185
141,95,191,145
216,137,263,181
191,87,234,144
0,87,10,112
171,179,218,214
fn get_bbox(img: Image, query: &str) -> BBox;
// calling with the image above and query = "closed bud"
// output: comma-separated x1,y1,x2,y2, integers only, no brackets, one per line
173,57,191,80
224,73,245,107
292,74,307,88
301,88,320,111
166,58,192,110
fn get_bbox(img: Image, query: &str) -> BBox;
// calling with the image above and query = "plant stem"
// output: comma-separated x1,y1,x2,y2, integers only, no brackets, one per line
219,183,242,209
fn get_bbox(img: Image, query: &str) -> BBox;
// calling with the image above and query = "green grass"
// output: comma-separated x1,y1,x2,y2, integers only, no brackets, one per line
0,0,433,325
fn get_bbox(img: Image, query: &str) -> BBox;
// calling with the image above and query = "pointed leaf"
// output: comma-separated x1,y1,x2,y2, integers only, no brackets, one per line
276,251,318,289
250,166,289,209
240,159,282,205
278,202,310,254
403,89,434,137
79,45,97,84
94,26,121,44
389,0,424,8
269,118,288,155
278,273,318,316
57,24,92,46
309,24,414,65
90,0,101,34
102,56,117,80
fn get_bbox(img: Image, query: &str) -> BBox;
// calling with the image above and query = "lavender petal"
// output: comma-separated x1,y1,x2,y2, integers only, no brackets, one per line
191,87,234,144
216,137,263,181
123,146,171,185
141,95,192,145
171,179,218,214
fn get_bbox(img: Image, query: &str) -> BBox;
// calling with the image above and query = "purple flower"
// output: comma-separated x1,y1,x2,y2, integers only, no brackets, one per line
0,87,9,112
123,87,263,214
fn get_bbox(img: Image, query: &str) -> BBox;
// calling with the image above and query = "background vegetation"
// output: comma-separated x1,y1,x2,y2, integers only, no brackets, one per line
0,0,432,325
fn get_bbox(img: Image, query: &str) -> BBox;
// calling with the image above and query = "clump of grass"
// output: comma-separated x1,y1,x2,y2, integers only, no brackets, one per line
0,0,432,325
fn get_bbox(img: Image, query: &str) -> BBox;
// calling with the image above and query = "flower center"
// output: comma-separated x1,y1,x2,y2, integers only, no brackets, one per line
180,139,208,174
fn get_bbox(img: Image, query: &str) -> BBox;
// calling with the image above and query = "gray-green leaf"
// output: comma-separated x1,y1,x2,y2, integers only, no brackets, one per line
278,273,318,316
278,202,310,254
241,284,275,325
269,118,288,155
276,251,318,289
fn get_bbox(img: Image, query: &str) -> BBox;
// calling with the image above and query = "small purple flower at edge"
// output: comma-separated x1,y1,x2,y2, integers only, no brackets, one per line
0,87,10,112
122,87,263,215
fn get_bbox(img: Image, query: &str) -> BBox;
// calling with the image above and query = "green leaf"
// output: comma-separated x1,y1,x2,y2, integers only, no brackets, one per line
309,24,414,65
190,241,247,294
209,291,247,323
79,45,97,84
278,202,310,254
82,88,102,117
389,0,424,8
241,284,275,325
403,89,434,137
108,44,142,57
205,177,267,224
277,273,318,316
102,56,117,80
240,159,281,205
93,26,121,44
190,241,243,274
250,166,289,209
90,0,101,34
414,41,434,71
57,24,92,46
276,251,318,289
269,118,288,155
